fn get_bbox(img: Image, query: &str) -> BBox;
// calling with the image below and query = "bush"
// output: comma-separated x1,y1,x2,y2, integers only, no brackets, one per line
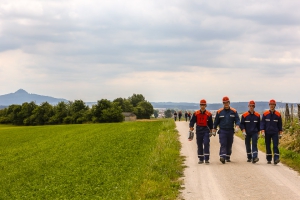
280,117,300,153
63,116,73,124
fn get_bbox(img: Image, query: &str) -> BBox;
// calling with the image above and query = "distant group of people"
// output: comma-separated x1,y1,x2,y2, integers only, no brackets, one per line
173,111,192,122
187,96,282,165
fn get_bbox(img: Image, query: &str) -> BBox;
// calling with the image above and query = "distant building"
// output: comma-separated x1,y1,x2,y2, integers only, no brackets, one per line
122,112,137,121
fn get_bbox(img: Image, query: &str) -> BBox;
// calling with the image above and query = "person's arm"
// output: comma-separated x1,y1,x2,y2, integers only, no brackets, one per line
257,114,261,133
189,113,196,131
240,115,245,132
208,114,213,131
234,111,240,127
260,114,265,133
213,112,220,130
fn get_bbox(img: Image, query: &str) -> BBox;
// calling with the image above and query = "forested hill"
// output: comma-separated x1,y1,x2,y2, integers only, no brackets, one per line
151,102,298,114
0,89,68,106
0,89,297,114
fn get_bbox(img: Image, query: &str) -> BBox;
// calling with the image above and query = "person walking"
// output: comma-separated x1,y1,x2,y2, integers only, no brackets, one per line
189,99,213,164
188,112,192,121
212,96,240,164
260,99,283,165
240,100,260,163
178,111,182,121
185,111,188,122
173,111,178,121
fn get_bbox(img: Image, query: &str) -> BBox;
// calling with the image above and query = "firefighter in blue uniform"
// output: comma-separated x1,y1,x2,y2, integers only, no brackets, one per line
240,100,260,163
212,96,240,164
189,99,213,164
260,99,283,164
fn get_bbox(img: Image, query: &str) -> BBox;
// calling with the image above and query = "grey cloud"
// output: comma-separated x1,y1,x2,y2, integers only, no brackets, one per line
1,0,300,82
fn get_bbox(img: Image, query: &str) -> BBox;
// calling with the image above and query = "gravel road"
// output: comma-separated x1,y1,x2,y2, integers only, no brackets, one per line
176,121,300,200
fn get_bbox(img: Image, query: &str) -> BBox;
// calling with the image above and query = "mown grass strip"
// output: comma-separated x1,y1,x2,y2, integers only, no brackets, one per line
131,119,184,199
0,120,183,199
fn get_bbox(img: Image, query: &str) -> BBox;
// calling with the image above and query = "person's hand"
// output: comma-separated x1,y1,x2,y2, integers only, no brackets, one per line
261,131,265,138
242,131,247,138
279,134,282,139
188,130,194,141
209,132,213,137
235,126,240,133
212,130,216,137
190,127,194,131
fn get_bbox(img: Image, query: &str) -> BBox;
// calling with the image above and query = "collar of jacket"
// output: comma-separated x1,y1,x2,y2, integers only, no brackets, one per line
224,106,230,110
200,109,206,114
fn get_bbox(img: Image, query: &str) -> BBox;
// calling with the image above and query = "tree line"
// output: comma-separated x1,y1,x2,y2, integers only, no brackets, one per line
0,94,153,125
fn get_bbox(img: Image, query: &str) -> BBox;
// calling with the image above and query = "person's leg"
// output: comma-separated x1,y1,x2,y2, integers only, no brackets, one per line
265,133,272,162
272,133,280,164
226,131,234,161
196,133,204,162
203,132,210,162
252,133,258,160
219,130,227,163
245,134,252,161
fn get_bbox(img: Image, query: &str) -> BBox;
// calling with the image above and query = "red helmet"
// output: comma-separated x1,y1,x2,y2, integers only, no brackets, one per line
269,99,276,105
249,100,255,106
200,99,207,105
222,96,230,103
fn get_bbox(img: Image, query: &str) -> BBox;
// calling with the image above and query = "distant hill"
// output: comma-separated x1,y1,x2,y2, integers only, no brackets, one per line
0,89,68,106
1,89,298,114
151,101,298,114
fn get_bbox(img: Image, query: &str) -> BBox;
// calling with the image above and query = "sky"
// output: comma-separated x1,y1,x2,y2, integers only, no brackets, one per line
1,0,300,103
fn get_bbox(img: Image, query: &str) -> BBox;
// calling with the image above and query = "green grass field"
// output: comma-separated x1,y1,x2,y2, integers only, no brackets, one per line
0,120,183,199
236,131,300,173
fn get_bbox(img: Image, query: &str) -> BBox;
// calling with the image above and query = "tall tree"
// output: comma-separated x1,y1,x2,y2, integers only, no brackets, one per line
31,102,54,125
49,101,68,124
128,94,145,107
153,109,159,118
7,104,22,125
164,109,172,118
113,98,134,112
20,101,37,125
69,100,88,124
91,99,112,122
133,101,154,119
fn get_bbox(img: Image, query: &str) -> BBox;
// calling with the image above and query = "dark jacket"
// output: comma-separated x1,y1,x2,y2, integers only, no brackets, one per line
190,110,213,133
260,110,282,134
240,111,260,134
213,107,240,130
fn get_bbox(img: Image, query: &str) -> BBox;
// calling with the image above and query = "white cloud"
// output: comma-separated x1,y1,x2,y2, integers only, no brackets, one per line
0,0,300,103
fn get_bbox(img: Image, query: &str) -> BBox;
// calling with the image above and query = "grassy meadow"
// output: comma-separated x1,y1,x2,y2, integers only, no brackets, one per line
0,120,183,199
236,131,300,173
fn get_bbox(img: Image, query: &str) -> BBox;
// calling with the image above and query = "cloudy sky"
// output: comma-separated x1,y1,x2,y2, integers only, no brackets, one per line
1,0,300,103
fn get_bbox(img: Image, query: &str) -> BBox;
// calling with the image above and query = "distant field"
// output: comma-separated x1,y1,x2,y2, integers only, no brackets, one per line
0,120,183,199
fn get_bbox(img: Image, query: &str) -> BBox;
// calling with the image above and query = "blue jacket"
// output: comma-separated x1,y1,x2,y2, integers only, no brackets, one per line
190,110,213,133
213,107,240,130
260,110,282,134
240,111,260,134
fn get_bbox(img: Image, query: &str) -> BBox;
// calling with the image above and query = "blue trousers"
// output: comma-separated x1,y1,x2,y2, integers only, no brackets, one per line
196,132,210,161
219,129,234,160
265,133,279,161
245,133,258,159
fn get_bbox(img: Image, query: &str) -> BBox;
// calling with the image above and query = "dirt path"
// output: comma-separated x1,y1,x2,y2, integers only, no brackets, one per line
176,121,300,200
